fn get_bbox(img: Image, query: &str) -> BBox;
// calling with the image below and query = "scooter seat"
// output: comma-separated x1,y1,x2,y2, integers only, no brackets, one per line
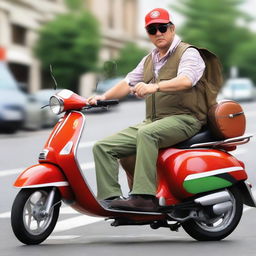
174,127,217,149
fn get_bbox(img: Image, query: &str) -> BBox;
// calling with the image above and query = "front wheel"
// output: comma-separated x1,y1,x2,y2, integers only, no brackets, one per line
182,187,243,241
11,188,61,245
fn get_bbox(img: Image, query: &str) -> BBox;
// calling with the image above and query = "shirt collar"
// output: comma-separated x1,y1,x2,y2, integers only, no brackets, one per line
152,34,182,61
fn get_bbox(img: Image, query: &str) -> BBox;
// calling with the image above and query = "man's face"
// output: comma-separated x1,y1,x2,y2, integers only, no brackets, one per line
146,23,175,50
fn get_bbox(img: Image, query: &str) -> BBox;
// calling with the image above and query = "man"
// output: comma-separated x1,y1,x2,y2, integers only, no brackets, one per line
87,8,222,212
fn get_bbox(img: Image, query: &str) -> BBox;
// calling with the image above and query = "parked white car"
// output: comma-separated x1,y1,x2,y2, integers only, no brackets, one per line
0,62,27,133
0,60,59,133
222,78,255,102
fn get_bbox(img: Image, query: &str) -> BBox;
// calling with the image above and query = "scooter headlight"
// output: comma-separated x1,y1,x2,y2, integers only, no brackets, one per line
49,96,64,115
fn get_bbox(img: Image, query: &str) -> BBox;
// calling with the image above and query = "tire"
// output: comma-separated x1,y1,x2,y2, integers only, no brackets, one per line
182,187,243,241
11,188,60,245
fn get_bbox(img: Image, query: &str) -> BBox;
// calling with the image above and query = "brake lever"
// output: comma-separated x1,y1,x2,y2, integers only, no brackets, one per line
41,104,49,109
82,105,109,111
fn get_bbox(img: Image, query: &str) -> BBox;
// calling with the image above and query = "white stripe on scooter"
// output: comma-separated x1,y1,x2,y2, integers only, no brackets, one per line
185,166,244,181
18,181,69,188
47,114,71,147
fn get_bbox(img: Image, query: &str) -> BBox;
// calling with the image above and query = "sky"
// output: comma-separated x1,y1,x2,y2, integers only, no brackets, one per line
138,0,256,35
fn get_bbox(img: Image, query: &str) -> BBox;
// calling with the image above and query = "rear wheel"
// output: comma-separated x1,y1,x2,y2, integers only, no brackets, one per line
11,188,60,245
182,187,243,241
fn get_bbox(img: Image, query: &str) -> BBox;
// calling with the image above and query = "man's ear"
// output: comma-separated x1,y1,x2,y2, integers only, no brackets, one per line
170,24,175,32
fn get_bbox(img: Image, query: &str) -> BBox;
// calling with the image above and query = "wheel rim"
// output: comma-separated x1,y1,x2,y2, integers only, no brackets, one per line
23,190,54,236
195,190,237,232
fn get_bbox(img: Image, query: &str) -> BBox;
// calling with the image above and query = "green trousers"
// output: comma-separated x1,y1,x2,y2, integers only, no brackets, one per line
93,114,201,200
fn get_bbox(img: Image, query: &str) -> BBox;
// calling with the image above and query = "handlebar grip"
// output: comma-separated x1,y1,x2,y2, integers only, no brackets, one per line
96,99,119,106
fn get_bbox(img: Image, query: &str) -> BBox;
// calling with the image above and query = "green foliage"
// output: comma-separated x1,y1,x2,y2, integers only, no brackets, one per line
64,0,84,11
34,11,101,91
114,43,148,76
172,0,253,77
102,61,117,79
231,36,256,83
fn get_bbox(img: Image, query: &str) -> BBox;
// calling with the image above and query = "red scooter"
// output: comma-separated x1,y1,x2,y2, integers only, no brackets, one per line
11,89,255,245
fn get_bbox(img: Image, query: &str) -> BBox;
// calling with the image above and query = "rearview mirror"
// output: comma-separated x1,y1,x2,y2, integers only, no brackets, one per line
103,60,117,79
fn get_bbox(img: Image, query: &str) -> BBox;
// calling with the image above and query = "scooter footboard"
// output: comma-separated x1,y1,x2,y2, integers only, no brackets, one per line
13,163,74,201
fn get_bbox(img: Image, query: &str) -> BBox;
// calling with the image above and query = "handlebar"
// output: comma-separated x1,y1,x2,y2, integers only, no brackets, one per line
96,99,119,107
84,99,119,110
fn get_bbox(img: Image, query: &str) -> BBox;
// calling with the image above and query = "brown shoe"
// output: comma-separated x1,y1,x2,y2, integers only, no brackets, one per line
100,196,124,207
110,195,159,212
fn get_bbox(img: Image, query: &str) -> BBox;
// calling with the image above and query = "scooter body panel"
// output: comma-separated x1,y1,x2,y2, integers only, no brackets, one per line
157,148,247,204
13,163,74,201
14,163,68,188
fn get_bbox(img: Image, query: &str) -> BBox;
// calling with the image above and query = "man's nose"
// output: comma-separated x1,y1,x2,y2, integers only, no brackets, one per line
155,29,163,36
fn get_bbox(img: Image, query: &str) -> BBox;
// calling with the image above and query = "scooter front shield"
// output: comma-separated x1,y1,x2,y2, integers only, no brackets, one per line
13,163,74,200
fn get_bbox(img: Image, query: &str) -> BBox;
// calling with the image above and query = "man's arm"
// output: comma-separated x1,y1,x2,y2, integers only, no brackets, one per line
103,79,131,99
157,75,193,91
132,75,192,97
133,48,205,97
87,54,148,104
87,79,130,105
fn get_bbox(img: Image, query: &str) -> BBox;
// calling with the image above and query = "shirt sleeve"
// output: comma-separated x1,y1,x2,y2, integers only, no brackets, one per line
177,48,206,86
124,55,149,86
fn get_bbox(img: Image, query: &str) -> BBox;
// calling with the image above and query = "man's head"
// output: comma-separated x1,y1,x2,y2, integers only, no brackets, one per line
145,8,175,51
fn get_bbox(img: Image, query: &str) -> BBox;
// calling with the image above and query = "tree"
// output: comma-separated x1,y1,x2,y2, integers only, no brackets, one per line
114,43,148,77
172,0,253,77
64,0,84,11
34,11,101,91
231,36,256,83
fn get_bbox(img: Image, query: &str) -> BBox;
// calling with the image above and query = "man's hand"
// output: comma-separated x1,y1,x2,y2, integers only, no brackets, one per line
86,94,106,105
132,82,158,98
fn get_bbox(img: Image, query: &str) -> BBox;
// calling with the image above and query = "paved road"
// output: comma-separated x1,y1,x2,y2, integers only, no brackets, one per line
0,99,256,256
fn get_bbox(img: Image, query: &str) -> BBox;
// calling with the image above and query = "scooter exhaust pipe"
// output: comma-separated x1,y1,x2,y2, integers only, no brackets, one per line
194,191,231,206
166,191,233,222
212,201,233,215
194,191,233,217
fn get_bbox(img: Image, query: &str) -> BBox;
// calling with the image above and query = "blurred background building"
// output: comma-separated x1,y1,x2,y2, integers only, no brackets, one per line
0,0,256,134
0,0,67,92
1,0,256,96
88,0,139,60
0,0,150,94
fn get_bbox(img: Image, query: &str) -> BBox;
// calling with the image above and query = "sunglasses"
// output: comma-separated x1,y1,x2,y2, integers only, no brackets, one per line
146,23,171,35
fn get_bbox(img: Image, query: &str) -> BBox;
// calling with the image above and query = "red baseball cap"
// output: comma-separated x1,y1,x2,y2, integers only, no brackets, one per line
0,47,6,61
145,8,171,27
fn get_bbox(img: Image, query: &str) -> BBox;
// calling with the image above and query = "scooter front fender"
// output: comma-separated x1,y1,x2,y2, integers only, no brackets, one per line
13,164,74,201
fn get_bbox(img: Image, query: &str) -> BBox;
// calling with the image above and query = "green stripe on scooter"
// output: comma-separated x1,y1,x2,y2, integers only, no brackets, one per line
183,176,232,194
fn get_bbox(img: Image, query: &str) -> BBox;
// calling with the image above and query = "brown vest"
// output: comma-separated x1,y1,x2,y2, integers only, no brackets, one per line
143,42,223,125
